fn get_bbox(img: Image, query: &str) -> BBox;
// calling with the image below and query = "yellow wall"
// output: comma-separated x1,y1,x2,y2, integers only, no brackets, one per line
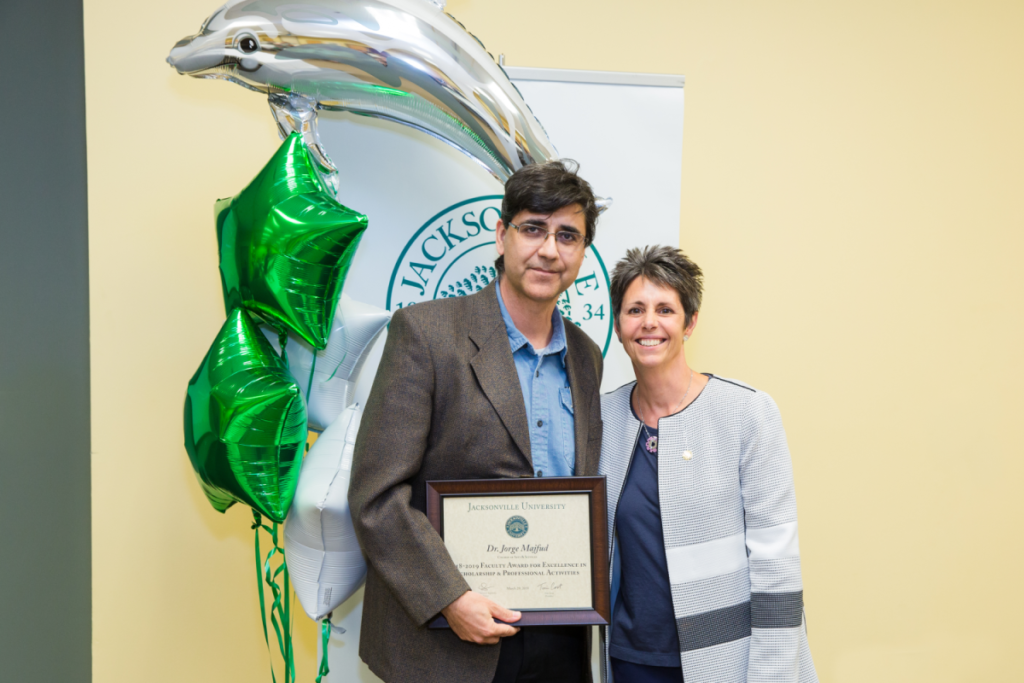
85,0,1024,681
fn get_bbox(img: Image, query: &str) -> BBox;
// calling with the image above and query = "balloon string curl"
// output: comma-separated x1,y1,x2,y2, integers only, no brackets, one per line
305,352,317,409
277,329,320,415
277,329,290,370
316,616,331,683
322,351,348,384
252,510,296,683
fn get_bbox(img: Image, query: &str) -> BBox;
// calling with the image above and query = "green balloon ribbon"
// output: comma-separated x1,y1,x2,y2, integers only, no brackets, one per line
252,511,296,683
215,132,368,350
316,618,331,683
184,307,308,523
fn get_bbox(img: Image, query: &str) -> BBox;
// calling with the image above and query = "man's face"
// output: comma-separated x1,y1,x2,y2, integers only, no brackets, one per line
495,204,587,305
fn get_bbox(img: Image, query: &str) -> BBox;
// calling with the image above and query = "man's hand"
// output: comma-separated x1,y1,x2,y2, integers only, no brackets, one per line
441,591,521,645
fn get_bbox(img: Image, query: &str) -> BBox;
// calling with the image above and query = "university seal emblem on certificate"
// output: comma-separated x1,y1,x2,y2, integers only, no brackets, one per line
505,515,529,538
426,477,610,627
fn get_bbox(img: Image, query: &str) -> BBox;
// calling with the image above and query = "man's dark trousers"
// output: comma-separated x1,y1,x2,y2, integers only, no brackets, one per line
492,625,588,683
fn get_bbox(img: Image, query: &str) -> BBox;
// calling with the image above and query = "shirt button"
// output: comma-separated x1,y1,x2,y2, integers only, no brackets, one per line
536,370,540,377
537,419,543,427
682,450,693,460
536,470,543,477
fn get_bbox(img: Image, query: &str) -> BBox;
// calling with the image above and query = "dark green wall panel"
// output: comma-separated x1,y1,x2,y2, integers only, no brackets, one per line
0,0,92,680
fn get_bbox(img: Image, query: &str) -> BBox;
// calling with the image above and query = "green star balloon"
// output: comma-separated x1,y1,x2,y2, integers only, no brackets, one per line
184,307,308,523
216,132,368,350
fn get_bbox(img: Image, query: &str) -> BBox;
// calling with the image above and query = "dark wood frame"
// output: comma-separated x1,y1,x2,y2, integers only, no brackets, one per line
426,476,609,628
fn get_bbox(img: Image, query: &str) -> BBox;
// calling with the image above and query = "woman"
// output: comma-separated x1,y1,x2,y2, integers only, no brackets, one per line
599,246,817,683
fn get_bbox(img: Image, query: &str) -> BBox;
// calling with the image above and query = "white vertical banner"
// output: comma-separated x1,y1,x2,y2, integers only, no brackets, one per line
314,68,684,681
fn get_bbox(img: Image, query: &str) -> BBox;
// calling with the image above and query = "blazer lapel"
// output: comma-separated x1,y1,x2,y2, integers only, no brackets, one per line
468,285,533,466
565,337,594,475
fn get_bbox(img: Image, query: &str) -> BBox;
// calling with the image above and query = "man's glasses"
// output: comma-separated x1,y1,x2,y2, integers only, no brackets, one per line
508,222,584,250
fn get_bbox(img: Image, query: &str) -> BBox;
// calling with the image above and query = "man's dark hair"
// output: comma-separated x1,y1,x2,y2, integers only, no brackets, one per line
610,245,704,328
495,159,599,274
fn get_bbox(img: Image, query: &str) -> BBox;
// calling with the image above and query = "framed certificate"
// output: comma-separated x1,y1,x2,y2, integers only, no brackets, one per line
425,476,609,628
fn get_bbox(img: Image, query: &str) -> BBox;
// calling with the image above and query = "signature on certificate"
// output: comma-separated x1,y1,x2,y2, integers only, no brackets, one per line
538,582,563,591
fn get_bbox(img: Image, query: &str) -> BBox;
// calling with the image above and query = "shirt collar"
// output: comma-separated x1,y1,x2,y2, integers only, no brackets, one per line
495,280,568,360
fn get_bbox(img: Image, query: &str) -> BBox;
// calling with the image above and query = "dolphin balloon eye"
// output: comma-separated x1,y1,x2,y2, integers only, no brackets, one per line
238,35,259,53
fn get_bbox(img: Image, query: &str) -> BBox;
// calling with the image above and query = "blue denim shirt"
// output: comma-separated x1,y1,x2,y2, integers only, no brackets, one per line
495,283,576,477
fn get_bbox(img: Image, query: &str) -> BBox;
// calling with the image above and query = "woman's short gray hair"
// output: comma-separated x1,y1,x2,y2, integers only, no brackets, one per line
610,245,704,328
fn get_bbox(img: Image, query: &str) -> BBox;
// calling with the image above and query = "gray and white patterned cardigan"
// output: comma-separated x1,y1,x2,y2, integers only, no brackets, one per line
598,376,818,683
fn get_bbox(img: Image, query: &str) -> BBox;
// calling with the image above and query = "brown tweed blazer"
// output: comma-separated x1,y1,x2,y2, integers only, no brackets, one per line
349,282,604,683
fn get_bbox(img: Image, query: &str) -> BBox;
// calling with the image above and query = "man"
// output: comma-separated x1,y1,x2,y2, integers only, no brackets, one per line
349,160,605,683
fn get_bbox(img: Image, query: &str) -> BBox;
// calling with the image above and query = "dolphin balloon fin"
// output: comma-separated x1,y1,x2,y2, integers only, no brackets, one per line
268,92,340,196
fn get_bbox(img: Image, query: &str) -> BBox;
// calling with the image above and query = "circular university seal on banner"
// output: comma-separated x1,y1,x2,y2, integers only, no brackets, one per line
505,515,529,538
386,196,614,355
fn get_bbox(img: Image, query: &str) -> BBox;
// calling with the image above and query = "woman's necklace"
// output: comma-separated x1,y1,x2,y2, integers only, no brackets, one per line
636,369,694,454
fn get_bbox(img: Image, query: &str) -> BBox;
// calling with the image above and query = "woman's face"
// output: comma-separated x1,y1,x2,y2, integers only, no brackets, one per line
615,277,696,371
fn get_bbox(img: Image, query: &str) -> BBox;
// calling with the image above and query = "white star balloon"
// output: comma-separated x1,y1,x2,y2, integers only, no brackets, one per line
284,404,367,622
264,293,390,430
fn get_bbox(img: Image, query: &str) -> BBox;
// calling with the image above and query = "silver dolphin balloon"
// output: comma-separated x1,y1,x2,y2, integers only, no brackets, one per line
168,0,560,194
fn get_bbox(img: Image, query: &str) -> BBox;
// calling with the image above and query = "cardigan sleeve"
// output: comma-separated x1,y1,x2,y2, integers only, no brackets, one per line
739,391,806,682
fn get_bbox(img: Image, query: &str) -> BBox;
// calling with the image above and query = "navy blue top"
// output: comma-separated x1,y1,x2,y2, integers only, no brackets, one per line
610,411,680,667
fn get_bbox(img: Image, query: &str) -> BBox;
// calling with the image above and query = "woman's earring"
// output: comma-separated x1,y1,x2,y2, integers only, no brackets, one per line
683,335,689,341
